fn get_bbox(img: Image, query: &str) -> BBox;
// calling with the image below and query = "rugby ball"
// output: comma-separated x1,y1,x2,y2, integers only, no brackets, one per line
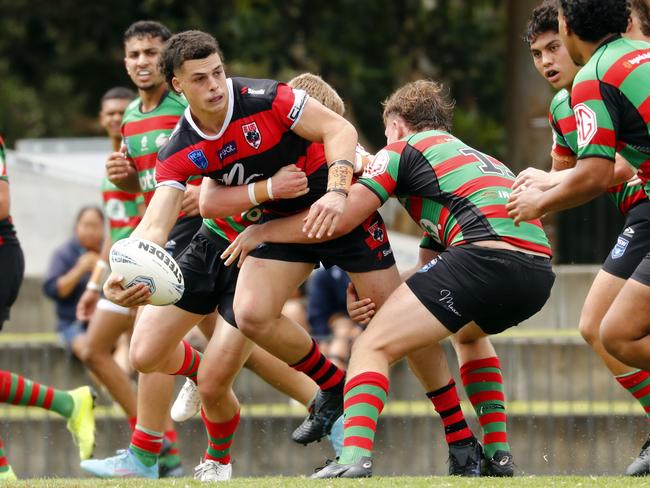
109,237,184,306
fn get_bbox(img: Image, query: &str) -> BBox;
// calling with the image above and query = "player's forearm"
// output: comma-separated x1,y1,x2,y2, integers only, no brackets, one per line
259,212,324,244
110,171,141,193
200,179,271,219
131,187,182,247
538,167,609,214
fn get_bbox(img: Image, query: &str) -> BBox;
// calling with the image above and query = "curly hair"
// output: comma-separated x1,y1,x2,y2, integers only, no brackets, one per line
382,80,455,133
160,31,225,90
631,0,650,36
559,0,630,42
123,20,171,44
288,73,345,116
525,1,559,45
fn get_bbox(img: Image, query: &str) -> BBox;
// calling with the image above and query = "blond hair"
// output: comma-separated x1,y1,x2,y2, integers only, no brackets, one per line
382,80,455,132
288,73,345,116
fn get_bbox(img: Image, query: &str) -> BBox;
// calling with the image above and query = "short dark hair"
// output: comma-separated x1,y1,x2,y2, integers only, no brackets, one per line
525,1,559,45
123,20,171,44
101,87,136,105
631,0,650,36
559,0,630,42
76,205,104,224
382,80,455,133
160,30,225,90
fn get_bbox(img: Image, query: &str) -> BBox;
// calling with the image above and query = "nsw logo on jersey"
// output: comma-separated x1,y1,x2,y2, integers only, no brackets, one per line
611,236,629,259
574,103,598,148
188,149,209,170
242,122,261,150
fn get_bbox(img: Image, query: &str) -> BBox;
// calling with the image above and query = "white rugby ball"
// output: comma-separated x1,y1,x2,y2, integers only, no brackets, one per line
109,237,184,306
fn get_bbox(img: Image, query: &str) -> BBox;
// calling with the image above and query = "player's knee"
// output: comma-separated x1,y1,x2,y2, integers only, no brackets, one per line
128,341,158,373
351,331,393,361
578,314,600,346
600,318,625,359
235,305,272,339
198,376,230,406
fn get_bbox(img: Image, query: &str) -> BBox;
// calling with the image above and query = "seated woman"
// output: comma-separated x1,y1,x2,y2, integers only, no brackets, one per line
43,206,104,358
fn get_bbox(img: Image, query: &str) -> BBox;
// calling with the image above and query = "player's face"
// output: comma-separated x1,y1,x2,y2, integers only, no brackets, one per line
173,52,228,116
124,35,166,91
99,98,130,139
76,210,104,252
530,31,579,91
558,9,582,66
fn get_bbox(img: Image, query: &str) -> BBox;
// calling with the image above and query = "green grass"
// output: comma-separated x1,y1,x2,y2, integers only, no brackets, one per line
6,477,650,488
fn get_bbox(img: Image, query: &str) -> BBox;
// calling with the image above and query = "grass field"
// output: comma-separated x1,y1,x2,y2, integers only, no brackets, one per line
6,477,650,488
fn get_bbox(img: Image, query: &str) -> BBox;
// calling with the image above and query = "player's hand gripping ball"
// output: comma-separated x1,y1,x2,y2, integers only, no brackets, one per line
109,237,184,306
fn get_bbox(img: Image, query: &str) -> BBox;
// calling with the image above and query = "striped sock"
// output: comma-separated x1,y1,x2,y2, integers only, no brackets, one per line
460,356,510,459
338,372,389,465
0,436,8,474
129,424,163,467
290,339,346,393
128,416,137,431
160,430,181,469
202,409,240,464
173,340,202,383
0,370,74,418
426,379,476,446
616,369,650,422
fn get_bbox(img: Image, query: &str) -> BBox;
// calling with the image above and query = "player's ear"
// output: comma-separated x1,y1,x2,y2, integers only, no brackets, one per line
171,76,183,94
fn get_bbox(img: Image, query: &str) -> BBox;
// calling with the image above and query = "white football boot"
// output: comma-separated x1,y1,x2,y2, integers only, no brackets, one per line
194,459,233,481
171,378,201,422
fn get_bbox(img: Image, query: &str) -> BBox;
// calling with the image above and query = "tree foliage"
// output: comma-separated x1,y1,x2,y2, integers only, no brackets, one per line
0,0,505,156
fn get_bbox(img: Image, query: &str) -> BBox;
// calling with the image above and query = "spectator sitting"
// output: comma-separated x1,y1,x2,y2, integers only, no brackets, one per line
307,265,362,369
43,206,104,357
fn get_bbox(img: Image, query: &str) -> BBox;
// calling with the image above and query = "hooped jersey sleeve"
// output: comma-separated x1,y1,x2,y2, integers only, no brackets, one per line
273,83,309,131
357,143,403,203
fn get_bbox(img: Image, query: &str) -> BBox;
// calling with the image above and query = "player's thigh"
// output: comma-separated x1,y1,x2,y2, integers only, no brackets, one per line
234,256,313,320
348,264,402,309
579,270,626,338
85,307,134,354
132,304,204,357
356,283,454,364
196,311,217,340
602,278,650,343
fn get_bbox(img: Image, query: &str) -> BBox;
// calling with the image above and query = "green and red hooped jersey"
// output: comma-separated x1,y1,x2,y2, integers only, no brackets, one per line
570,35,650,201
550,87,648,215
120,91,201,210
358,130,552,256
101,176,144,243
0,137,17,246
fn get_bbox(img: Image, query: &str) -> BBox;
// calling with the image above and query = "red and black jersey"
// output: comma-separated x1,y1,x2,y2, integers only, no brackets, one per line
156,77,328,216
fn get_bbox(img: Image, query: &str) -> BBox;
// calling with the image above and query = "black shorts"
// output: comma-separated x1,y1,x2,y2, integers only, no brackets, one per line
405,244,555,334
602,201,650,279
249,212,395,273
165,216,203,258
173,225,239,326
0,244,25,330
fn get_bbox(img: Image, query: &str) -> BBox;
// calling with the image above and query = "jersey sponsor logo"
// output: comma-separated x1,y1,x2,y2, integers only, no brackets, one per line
367,220,385,243
155,133,169,148
419,219,443,245
288,89,308,123
187,149,209,170
242,122,262,150
218,141,238,161
611,236,629,259
362,149,390,179
105,198,128,222
220,162,262,186
623,226,635,237
574,103,598,148
624,51,650,68
138,168,156,192
240,86,265,95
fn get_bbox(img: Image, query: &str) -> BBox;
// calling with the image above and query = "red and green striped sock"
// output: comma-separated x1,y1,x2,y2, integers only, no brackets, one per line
0,436,9,474
129,424,163,467
338,372,389,465
202,409,240,464
160,430,181,469
290,339,346,393
426,379,476,446
173,340,202,384
0,370,74,418
616,369,650,422
460,356,510,458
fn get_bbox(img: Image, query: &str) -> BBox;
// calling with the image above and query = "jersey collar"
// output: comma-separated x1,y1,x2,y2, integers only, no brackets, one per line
184,78,234,141
596,33,622,52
